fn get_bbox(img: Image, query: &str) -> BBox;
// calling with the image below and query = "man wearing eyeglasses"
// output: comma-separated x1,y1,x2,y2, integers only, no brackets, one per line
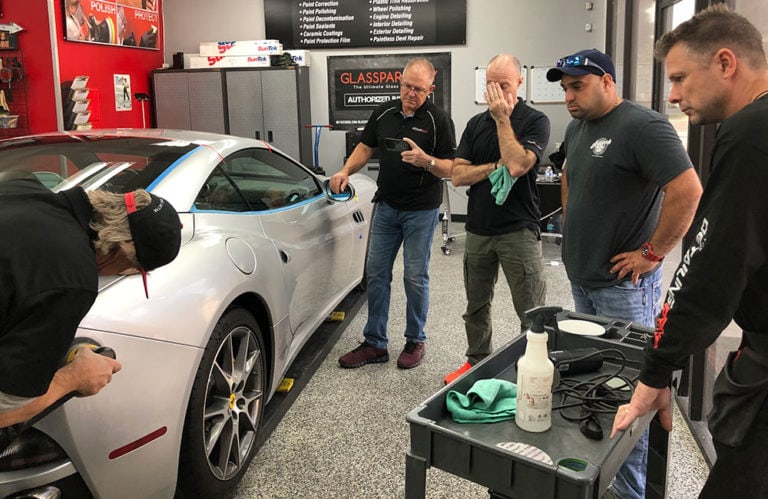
445,54,549,384
331,58,456,370
547,49,702,499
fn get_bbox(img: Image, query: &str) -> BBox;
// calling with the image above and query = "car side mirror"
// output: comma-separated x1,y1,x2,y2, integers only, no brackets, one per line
323,179,356,202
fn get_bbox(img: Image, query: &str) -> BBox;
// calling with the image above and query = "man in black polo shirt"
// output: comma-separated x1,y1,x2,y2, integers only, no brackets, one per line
331,57,456,370
445,54,549,384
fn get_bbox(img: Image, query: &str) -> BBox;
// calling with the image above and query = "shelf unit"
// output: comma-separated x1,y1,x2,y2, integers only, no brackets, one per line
0,50,29,138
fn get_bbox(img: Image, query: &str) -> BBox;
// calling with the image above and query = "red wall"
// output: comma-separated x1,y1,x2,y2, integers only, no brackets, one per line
53,0,164,129
2,0,163,133
3,0,58,133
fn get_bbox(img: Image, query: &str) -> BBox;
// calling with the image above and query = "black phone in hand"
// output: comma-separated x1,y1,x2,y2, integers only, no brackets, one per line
384,137,411,152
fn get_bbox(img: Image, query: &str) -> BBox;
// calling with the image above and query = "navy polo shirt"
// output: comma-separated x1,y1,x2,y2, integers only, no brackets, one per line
455,98,550,236
360,98,456,210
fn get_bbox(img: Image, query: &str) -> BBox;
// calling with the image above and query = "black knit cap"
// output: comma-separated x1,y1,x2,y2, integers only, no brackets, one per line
125,192,181,271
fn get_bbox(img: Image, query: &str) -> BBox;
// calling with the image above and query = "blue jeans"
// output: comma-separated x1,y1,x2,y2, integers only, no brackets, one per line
571,265,663,499
363,202,439,350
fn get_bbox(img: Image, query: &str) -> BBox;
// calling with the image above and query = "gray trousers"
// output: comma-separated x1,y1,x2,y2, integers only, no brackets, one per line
462,229,546,365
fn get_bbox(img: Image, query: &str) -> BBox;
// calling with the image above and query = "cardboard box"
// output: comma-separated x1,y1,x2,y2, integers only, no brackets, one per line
285,49,310,66
199,40,282,57
188,54,272,69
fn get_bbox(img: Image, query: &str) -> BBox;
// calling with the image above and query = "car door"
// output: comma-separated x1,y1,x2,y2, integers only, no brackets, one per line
205,148,356,341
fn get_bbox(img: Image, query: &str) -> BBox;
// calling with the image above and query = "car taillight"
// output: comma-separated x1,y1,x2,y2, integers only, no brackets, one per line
0,428,68,472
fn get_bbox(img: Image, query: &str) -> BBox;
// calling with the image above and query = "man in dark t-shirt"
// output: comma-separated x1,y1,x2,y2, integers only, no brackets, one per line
548,48,702,499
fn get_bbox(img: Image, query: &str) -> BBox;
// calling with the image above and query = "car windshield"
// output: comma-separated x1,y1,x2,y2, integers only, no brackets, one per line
0,134,198,193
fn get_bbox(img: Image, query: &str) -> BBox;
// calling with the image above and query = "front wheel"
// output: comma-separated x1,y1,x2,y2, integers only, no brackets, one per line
177,307,267,498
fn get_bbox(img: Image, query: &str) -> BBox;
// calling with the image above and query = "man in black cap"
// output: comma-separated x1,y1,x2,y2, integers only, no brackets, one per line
0,170,181,428
547,49,702,498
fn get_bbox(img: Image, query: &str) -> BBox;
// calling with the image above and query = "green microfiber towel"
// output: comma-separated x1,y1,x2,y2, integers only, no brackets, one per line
446,378,518,423
489,165,517,205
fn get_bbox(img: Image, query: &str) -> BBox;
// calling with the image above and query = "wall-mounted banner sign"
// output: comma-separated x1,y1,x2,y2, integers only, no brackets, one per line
64,0,161,50
265,0,466,49
327,52,451,131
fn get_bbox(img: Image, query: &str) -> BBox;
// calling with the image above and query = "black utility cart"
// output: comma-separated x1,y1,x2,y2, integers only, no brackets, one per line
406,309,672,499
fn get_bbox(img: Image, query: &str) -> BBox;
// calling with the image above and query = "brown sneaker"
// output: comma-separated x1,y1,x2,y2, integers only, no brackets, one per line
397,342,425,369
338,342,389,368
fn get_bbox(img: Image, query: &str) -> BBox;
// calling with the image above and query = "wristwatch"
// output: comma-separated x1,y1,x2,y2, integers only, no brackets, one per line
426,157,435,171
640,242,664,262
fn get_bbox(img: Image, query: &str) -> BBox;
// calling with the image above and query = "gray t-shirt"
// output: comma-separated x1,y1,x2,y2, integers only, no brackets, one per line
0,390,33,412
562,100,693,287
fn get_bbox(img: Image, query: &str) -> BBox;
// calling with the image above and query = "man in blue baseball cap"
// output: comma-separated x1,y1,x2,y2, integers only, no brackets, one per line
546,48,617,82
550,48,703,499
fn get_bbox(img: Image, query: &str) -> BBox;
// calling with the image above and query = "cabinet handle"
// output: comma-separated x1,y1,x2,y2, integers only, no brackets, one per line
268,131,273,142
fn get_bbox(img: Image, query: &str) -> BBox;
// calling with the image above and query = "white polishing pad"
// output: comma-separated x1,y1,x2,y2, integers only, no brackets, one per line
558,319,606,336
496,441,554,465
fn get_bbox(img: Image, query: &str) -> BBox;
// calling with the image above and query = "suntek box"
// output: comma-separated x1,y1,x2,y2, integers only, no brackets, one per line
188,54,271,69
285,49,311,66
199,40,283,57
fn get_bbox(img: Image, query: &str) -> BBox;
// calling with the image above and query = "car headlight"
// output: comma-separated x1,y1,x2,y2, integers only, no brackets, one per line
0,428,68,472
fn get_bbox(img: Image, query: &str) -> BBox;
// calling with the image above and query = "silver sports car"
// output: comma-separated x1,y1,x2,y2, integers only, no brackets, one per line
0,130,376,498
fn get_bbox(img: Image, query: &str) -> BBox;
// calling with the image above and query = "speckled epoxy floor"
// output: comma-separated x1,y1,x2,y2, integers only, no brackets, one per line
234,224,710,498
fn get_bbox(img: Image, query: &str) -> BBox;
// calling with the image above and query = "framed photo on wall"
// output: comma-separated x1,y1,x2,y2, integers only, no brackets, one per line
114,74,131,111
64,0,161,50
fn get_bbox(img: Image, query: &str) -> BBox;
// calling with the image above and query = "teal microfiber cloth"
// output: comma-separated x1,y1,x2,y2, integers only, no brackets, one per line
489,165,517,205
446,378,517,423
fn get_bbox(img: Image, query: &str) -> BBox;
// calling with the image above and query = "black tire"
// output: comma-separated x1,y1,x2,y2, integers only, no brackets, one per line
177,307,267,499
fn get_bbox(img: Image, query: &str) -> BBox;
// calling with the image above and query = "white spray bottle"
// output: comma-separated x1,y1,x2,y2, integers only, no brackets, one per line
515,306,562,432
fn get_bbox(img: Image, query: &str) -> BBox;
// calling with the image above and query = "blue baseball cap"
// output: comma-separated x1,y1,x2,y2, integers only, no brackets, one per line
546,49,616,82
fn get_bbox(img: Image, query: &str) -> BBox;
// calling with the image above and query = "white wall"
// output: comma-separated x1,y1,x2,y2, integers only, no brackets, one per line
162,0,608,214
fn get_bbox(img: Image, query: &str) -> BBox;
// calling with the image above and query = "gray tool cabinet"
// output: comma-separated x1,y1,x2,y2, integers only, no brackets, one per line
152,66,312,165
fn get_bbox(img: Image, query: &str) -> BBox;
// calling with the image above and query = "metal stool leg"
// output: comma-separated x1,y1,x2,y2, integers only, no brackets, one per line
440,178,455,255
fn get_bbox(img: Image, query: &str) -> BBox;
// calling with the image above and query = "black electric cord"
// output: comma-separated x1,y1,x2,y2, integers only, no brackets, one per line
551,348,637,429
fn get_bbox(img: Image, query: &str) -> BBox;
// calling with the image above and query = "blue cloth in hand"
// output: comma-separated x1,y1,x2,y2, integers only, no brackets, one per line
489,165,516,205
446,378,518,423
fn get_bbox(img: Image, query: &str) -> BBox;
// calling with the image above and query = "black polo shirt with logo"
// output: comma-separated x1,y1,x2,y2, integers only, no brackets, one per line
359,98,456,211
455,98,550,236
